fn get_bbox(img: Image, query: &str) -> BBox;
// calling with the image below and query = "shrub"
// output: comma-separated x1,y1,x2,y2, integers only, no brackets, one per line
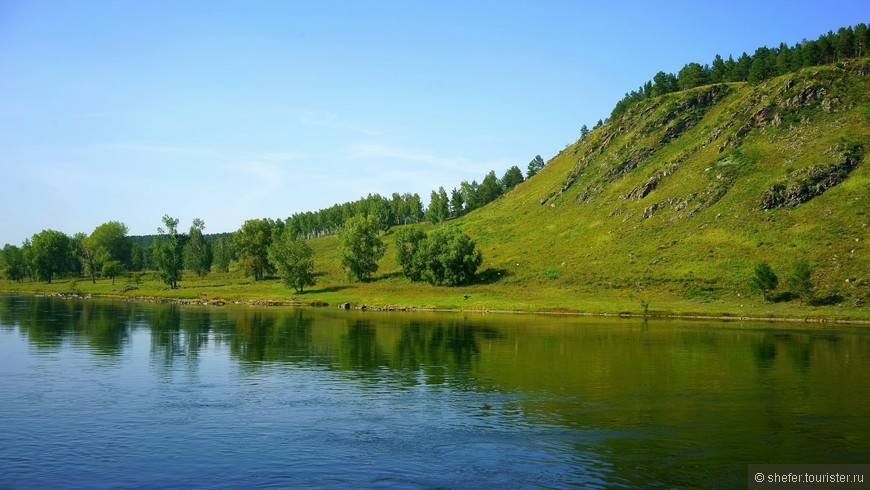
395,227,483,286
749,262,778,301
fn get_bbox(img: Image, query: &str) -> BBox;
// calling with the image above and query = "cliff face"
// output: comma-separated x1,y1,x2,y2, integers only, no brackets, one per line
459,59,869,306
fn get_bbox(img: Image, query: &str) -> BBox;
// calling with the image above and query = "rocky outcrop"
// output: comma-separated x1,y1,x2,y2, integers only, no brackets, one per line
761,143,864,209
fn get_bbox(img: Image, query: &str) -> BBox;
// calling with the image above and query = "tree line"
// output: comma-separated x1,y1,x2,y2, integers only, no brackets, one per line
285,192,426,240
0,209,485,292
0,219,221,286
425,155,543,223
610,24,870,120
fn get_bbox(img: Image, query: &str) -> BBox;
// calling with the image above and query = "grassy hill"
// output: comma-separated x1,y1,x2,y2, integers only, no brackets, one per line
307,59,870,320
4,60,868,321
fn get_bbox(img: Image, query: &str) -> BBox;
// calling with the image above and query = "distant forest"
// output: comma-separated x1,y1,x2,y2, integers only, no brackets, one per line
608,24,870,122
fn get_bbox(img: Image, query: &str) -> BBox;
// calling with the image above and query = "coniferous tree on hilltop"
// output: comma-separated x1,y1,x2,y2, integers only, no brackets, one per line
610,24,870,121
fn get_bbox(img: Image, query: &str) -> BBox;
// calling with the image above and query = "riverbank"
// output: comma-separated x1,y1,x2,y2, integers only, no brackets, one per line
3,271,867,324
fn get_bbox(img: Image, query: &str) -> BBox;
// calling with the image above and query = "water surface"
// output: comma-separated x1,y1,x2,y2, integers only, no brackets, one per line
0,295,867,488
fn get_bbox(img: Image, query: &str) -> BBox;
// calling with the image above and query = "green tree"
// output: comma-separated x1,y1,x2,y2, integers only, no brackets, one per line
710,54,726,83
677,62,709,90
750,262,778,301
774,43,792,76
74,232,98,283
406,193,425,224
234,218,278,280
734,52,752,81
268,233,316,293
449,188,465,218
855,23,868,58
91,221,131,270
365,193,393,232
129,242,145,272
787,260,815,305
30,229,74,283
460,180,480,211
153,215,185,288
212,236,232,273
339,215,386,281
20,240,35,281
418,227,483,286
0,244,27,282
580,124,590,138
394,227,427,281
183,218,212,277
478,170,503,205
101,260,123,285
747,47,771,84
426,187,449,223
500,165,524,191
651,71,678,96
527,155,545,179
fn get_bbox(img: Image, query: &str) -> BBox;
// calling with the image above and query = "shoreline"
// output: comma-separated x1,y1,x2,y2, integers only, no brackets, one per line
11,290,869,326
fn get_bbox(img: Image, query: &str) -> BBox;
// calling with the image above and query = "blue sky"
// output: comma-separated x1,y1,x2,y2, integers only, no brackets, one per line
1,0,867,244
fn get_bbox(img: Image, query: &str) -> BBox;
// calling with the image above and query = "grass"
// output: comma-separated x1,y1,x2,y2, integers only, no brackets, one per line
3,61,868,323
2,263,867,322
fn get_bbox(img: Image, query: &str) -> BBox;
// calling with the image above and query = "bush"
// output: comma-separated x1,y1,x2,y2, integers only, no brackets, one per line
395,227,483,286
749,262,778,301
394,227,427,281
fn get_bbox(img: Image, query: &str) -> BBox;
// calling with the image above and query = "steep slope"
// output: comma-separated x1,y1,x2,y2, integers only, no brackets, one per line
456,59,869,309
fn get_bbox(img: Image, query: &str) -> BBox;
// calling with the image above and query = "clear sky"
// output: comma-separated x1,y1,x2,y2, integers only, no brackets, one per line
1,0,866,244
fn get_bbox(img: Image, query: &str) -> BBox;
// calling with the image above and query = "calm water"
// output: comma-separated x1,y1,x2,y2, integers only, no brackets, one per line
0,295,868,489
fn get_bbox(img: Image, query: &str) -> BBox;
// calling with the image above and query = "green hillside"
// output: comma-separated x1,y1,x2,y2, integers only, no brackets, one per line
3,60,868,321
305,59,869,319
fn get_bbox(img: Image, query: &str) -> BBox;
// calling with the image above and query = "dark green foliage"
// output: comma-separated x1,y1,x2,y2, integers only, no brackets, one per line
74,232,98,283
787,260,815,305
90,221,131,269
339,215,386,281
268,233,316,293
652,71,679,96
129,243,145,272
394,227,427,281
460,180,480,211
420,227,483,286
678,62,709,90
396,227,483,286
527,155,545,179
610,24,869,120
0,244,27,282
286,192,425,239
426,187,450,223
30,229,75,283
154,215,185,288
750,262,779,301
234,218,279,280
101,260,123,285
183,218,212,278
500,165,524,191
212,237,233,273
449,188,465,218
478,170,503,205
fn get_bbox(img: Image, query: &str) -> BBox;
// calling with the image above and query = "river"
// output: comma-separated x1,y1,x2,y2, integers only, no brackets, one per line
0,295,867,488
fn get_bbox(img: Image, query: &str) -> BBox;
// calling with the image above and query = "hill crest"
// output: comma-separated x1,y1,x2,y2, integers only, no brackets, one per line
457,59,868,308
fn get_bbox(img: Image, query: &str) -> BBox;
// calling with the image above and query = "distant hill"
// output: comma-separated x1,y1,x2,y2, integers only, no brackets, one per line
446,59,868,308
